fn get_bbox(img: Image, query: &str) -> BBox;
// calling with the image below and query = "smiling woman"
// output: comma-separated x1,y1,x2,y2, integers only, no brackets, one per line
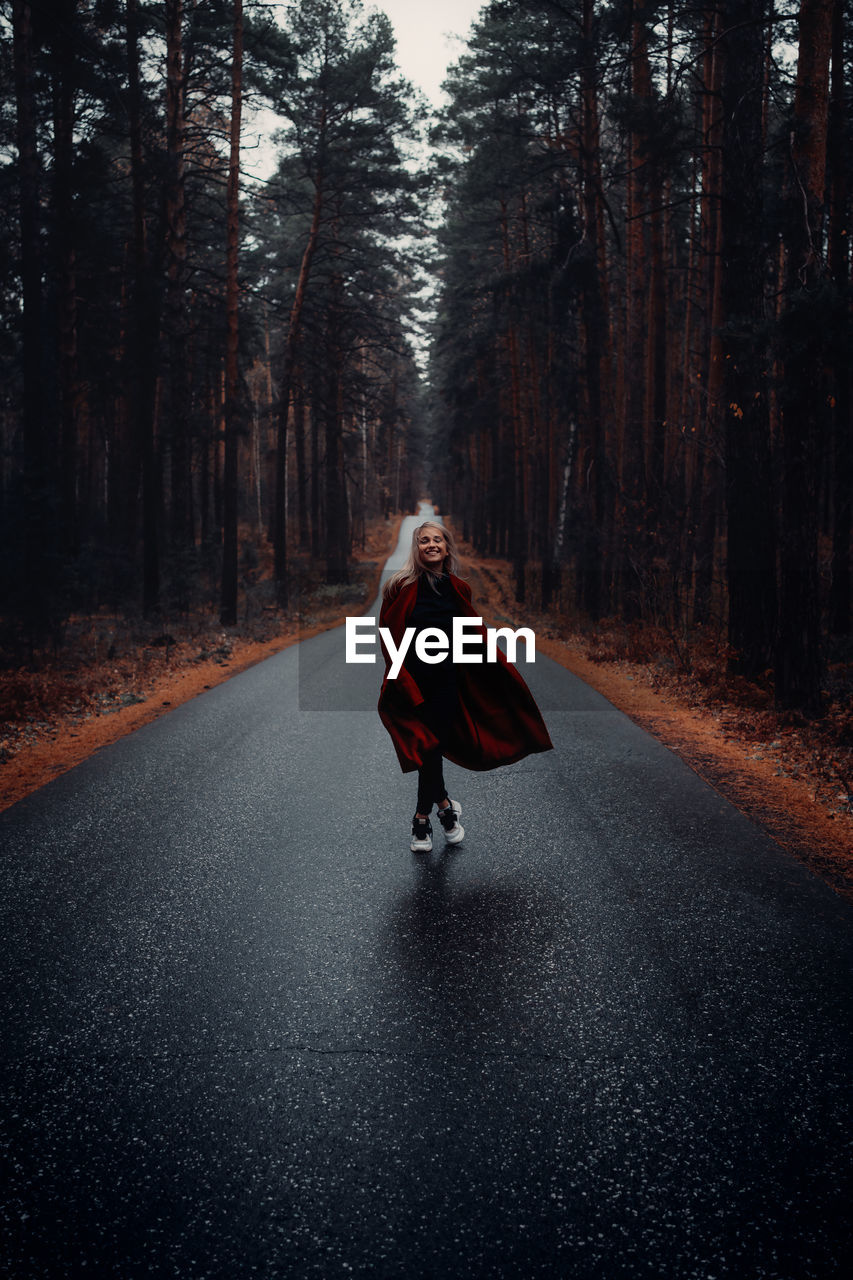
377,520,552,854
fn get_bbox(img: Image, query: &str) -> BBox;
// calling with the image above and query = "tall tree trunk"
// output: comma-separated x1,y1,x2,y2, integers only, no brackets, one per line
499,198,526,603
644,4,672,544
126,0,160,612
12,0,50,639
164,0,192,555
200,380,215,545
322,240,349,585
12,0,43,481
274,118,327,604
719,0,776,681
293,375,309,551
220,0,243,626
540,304,557,611
310,392,320,560
324,353,349,583
621,0,652,618
661,0,680,589
690,8,724,627
645,193,667,573
776,0,834,712
51,0,81,553
579,0,611,619
828,0,850,636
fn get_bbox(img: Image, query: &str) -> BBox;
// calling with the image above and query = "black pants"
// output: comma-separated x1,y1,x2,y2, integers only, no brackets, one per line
415,673,459,814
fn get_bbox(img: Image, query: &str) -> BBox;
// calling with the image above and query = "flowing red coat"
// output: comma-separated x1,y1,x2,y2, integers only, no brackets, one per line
377,573,553,773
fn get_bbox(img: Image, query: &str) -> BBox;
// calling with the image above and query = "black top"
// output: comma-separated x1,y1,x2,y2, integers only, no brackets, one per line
409,573,458,635
404,574,460,688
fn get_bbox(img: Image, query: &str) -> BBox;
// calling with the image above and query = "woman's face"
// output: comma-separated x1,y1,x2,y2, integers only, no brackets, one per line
417,525,447,570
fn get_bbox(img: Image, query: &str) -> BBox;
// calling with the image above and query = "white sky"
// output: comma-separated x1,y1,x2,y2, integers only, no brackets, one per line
372,0,485,105
243,0,484,181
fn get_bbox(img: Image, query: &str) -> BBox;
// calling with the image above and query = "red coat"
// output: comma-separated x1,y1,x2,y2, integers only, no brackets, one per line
377,574,553,773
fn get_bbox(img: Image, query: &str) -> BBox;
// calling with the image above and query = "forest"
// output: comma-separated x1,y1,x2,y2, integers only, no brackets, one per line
2,0,851,721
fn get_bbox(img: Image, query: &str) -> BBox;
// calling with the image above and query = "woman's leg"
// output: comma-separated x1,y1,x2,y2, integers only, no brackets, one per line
416,747,448,816
415,674,458,816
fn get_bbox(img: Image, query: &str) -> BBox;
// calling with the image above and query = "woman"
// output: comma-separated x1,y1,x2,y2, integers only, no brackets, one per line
378,520,553,852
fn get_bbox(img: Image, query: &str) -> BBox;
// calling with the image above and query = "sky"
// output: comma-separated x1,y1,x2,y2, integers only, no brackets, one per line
372,0,485,105
243,0,484,182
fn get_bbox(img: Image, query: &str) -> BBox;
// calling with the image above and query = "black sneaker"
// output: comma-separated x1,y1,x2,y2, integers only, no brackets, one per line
410,815,433,853
437,799,464,844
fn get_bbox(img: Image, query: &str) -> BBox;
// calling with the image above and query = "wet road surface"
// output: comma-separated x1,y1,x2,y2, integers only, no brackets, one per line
1,509,852,1277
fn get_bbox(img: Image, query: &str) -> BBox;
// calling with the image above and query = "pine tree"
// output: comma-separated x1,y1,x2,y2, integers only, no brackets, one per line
266,0,424,589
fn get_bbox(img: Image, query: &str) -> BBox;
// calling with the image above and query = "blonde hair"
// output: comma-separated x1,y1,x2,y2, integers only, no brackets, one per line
382,521,460,599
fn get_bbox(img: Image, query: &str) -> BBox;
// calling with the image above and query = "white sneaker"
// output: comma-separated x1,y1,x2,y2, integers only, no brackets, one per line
410,815,433,853
437,799,464,845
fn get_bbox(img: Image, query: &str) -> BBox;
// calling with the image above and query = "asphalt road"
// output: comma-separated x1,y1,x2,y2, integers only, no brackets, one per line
1,510,852,1278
